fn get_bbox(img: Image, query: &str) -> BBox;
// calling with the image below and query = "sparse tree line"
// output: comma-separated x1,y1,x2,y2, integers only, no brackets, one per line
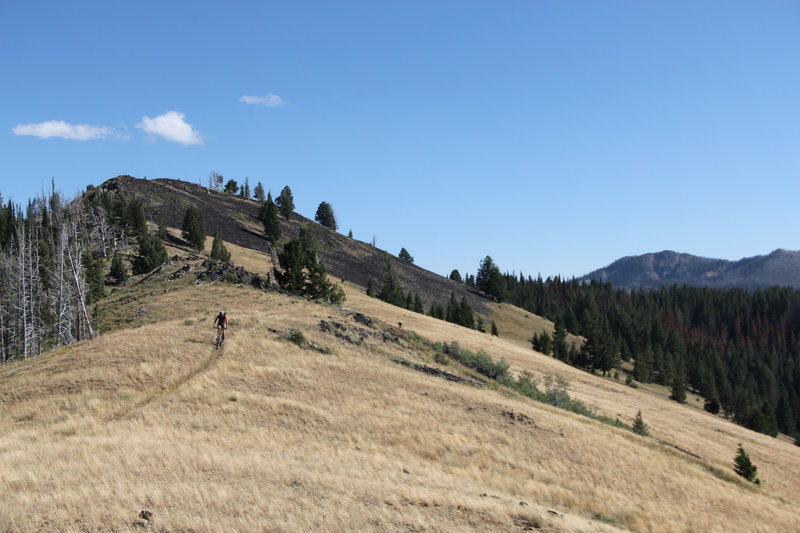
225,180,344,304
204,173,339,238
368,254,498,335
129,177,344,305
191,173,346,303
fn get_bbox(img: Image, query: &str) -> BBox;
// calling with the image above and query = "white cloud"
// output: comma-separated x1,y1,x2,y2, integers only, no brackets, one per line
136,111,203,145
239,94,287,107
11,120,114,140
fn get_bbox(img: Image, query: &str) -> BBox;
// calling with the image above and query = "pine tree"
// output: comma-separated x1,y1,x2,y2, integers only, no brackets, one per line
298,226,318,262
413,293,424,313
110,252,128,284
128,198,147,236
378,259,405,306
304,251,332,300
399,247,414,264
632,410,650,436
553,319,568,361
449,269,463,283
276,186,295,220
670,374,687,403
315,201,337,230
531,331,552,355
210,230,231,263
366,277,374,297
274,239,305,293
111,193,129,229
445,292,459,323
224,179,238,194
704,397,721,414
157,214,168,240
733,444,760,484
580,305,618,375
776,395,794,434
476,255,508,302
181,206,206,251
274,236,344,305
262,196,281,244
491,320,499,336
83,250,105,304
131,233,168,275
428,300,444,320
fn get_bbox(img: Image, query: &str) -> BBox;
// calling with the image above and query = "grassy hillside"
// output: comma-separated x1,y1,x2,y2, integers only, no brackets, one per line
2,247,799,532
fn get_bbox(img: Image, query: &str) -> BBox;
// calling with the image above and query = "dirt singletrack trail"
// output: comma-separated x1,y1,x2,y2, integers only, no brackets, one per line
104,331,228,423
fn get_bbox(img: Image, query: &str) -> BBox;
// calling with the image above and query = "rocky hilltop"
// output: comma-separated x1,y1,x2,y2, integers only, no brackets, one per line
89,175,489,312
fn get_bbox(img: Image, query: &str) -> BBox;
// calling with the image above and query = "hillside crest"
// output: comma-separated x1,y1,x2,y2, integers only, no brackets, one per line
92,175,489,312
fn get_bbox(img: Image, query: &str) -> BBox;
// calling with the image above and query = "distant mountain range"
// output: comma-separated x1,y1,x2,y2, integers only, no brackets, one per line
580,249,800,290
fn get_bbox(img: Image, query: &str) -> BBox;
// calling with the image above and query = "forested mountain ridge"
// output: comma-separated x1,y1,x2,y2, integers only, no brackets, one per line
580,249,800,290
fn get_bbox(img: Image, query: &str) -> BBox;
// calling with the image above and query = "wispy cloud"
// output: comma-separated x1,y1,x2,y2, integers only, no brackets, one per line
136,111,203,145
239,93,287,107
11,120,115,140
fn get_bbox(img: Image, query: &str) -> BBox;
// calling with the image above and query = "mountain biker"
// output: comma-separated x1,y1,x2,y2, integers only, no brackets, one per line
213,310,228,340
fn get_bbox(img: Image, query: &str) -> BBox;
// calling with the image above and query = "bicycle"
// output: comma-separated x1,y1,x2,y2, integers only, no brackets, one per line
216,326,225,349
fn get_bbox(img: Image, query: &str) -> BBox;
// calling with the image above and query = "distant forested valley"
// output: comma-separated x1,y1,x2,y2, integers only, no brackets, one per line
500,272,800,438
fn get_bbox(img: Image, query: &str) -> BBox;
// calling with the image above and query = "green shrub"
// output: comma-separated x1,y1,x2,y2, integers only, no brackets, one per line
632,410,650,436
287,328,306,347
733,444,760,485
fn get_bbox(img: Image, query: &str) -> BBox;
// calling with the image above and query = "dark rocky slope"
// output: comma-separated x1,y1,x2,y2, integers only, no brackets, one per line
90,175,490,312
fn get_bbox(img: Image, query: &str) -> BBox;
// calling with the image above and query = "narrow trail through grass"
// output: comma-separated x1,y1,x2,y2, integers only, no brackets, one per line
104,332,228,423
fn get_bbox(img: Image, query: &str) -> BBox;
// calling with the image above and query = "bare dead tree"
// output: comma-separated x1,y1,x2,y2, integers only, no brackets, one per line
87,203,112,258
49,200,77,347
13,219,31,358
209,171,223,191
28,217,43,357
0,253,9,362
65,208,93,340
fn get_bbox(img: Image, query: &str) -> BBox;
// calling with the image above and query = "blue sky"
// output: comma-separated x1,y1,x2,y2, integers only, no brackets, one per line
2,1,799,279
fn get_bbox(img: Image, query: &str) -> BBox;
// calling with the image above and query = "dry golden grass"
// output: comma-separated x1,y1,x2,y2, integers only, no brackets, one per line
485,301,583,352
160,226,274,275
1,264,799,532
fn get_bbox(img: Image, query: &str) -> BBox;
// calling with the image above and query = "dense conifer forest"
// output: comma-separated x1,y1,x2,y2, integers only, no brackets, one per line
503,273,800,437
